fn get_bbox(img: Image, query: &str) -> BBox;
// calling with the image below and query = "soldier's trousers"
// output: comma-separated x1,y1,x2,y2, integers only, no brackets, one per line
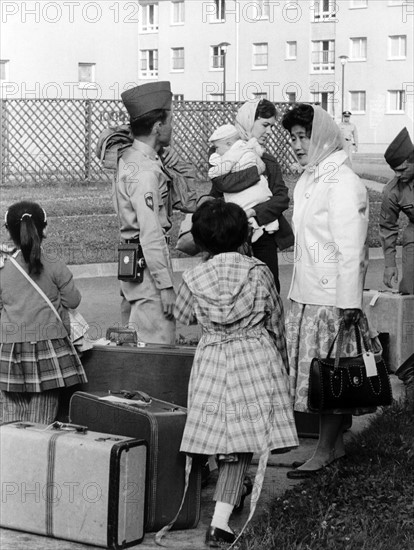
120,267,176,345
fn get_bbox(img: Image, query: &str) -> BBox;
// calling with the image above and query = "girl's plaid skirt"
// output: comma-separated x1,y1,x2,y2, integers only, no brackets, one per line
0,338,87,392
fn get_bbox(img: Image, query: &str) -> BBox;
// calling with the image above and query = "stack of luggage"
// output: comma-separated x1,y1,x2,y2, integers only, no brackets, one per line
0,338,203,548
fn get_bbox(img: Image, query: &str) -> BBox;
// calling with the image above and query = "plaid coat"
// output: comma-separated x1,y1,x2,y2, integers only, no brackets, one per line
175,253,298,456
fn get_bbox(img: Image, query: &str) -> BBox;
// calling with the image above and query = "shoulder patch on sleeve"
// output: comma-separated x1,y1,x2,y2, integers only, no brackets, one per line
144,192,154,211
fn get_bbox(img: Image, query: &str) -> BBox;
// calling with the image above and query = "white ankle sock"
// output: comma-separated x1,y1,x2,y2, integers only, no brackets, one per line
211,501,234,533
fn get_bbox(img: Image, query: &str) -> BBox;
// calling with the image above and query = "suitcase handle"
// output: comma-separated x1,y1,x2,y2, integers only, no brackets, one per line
108,389,152,403
51,421,88,434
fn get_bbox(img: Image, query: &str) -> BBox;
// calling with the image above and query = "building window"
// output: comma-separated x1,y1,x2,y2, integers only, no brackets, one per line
286,91,297,103
140,49,158,78
286,41,297,60
311,0,337,21
311,40,335,72
208,93,224,101
350,91,366,112
388,35,407,59
245,0,270,19
78,63,96,88
350,0,368,7
173,94,184,101
388,90,406,112
171,48,184,71
350,37,367,60
253,43,268,69
0,60,10,81
213,0,225,21
259,0,270,18
252,92,268,99
211,45,227,69
171,0,185,24
388,0,404,4
140,3,158,32
311,91,334,116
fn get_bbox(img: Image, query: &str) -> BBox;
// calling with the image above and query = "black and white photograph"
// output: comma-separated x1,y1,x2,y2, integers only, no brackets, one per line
1,1,413,548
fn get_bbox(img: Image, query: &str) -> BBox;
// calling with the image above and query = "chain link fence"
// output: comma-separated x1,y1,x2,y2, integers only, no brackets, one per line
1,99,296,185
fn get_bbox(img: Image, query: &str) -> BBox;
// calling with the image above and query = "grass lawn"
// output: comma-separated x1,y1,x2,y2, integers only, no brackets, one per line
240,401,414,550
0,178,406,265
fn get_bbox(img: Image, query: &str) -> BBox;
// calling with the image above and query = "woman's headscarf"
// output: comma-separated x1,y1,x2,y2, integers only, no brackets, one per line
235,99,261,141
305,105,344,171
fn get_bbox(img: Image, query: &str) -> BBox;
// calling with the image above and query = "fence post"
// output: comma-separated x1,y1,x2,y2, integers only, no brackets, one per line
84,99,92,182
0,100,9,185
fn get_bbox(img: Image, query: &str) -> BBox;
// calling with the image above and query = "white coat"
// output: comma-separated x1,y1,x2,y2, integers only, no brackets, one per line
288,150,369,309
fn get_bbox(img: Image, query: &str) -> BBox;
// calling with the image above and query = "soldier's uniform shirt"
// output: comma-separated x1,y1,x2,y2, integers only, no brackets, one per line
338,121,358,146
114,139,176,343
380,176,414,294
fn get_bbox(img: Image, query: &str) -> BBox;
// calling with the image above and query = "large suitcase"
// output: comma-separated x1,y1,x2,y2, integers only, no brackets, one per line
363,290,414,372
0,421,146,548
63,343,320,438
80,344,196,407
69,391,202,532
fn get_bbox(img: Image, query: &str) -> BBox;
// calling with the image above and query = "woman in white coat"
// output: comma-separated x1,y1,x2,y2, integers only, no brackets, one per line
282,104,372,478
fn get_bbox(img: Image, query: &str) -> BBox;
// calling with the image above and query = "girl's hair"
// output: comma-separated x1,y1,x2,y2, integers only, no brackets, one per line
5,201,47,274
282,103,314,137
191,199,249,256
255,99,277,120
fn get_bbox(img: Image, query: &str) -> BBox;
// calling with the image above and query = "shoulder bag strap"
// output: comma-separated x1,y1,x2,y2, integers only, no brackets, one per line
8,255,62,322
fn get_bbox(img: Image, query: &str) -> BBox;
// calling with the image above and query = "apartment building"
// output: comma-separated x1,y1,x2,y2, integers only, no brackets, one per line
1,0,413,151
137,0,413,151
0,0,140,101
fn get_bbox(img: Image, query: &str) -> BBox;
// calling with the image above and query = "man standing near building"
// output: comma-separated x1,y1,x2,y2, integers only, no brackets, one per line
380,126,414,409
381,127,414,294
114,82,176,344
338,111,358,165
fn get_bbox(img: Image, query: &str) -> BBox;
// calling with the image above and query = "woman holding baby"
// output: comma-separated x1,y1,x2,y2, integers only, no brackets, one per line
208,99,293,293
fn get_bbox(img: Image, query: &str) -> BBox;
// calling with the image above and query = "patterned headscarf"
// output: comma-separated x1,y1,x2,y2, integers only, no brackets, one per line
235,99,261,141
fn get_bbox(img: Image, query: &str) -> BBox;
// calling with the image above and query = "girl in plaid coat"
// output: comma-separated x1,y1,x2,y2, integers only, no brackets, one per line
0,201,87,424
175,200,298,547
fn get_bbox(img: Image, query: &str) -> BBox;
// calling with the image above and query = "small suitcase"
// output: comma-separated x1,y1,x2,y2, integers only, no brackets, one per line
80,344,195,406
69,391,202,532
363,289,414,372
0,421,146,548
57,343,195,422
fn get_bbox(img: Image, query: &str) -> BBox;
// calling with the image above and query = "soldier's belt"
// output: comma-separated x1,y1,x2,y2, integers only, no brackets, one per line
124,235,171,245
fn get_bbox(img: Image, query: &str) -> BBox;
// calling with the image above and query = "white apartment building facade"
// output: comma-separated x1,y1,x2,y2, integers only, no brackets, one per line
1,0,413,151
137,0,414,152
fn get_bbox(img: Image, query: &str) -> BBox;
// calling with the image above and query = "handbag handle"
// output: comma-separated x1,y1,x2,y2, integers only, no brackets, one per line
326,320,370,369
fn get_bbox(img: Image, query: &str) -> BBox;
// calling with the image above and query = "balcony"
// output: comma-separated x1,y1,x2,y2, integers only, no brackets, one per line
311,50,335,72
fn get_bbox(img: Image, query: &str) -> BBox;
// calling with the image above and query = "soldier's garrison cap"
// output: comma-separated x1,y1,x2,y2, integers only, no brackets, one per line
121,82,172,121
384,127,414,169
342,111,352,116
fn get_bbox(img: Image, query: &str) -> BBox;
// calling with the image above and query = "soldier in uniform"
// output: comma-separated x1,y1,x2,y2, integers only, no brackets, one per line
338,111,358,165
380,126,414,408
114,82,176,344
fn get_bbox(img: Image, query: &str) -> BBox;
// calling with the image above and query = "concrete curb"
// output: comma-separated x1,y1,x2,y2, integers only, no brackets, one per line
69,178,393,280
70,246,402,279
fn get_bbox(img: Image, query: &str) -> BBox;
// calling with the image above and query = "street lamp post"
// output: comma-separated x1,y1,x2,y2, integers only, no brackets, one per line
339,55,349,118
218,42,230,101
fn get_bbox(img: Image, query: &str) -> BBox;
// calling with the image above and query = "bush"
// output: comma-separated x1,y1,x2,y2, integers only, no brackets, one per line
239,402,414,550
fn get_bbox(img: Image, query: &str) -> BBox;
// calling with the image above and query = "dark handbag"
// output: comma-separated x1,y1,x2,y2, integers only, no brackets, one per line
308,321,393,412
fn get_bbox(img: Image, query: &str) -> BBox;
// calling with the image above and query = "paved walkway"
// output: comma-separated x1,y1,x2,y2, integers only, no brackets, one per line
2,176,406,550
1,375,404,550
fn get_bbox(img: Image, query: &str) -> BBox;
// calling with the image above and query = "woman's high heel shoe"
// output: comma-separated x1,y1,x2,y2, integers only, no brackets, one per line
233,476,253,513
